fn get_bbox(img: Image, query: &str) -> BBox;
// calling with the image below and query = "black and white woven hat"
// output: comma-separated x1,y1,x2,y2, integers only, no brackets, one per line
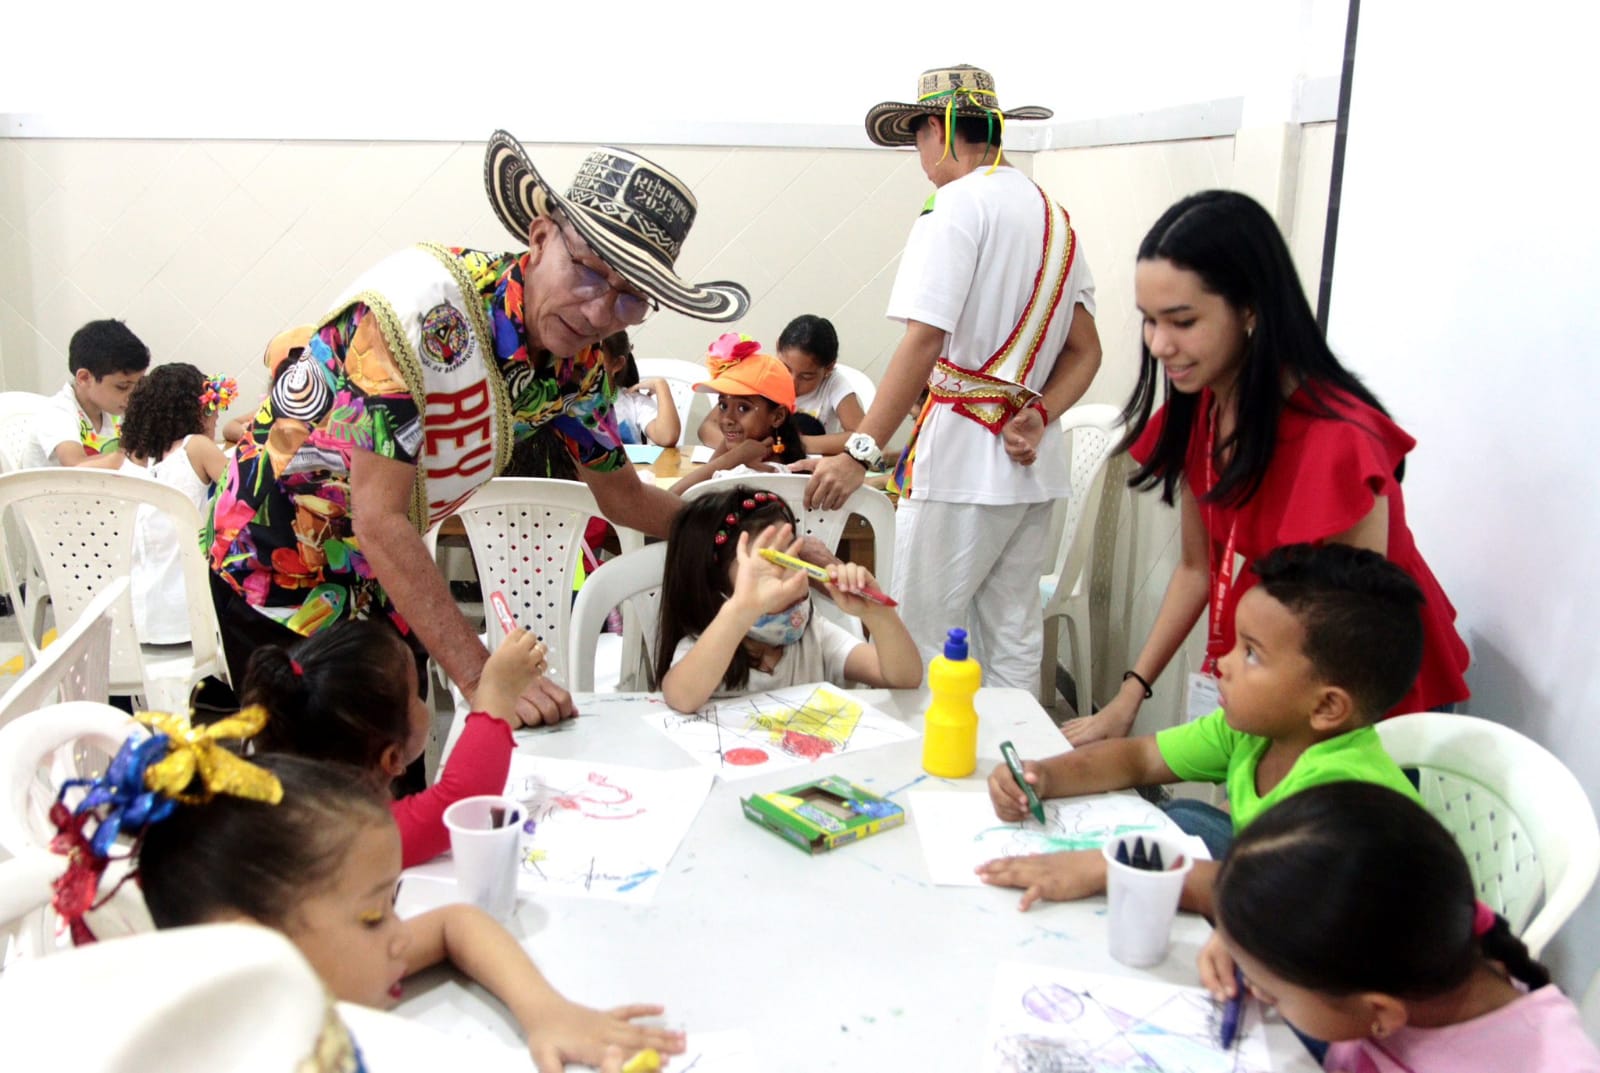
864,65,1053,148
484,131,749,323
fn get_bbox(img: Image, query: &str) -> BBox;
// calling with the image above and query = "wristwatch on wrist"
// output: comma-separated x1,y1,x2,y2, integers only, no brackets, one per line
844,432,882,469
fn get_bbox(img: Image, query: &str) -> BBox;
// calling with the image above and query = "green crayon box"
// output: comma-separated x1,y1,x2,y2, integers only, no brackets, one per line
741,775,905,855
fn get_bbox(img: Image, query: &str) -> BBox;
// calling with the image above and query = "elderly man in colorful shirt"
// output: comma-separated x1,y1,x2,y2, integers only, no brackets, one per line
207,132,748,725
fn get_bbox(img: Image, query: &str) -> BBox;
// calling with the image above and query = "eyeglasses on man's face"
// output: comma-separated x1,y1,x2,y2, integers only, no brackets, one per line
550,217,656,326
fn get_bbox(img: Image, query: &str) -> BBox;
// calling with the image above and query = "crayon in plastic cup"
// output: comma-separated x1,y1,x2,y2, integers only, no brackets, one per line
442,795,524,919
1102,832,1195,968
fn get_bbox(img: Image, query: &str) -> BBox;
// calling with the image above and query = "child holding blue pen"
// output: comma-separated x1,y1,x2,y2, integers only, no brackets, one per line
1211,783,1600,1072
979,543,1422,914
656,484,922,712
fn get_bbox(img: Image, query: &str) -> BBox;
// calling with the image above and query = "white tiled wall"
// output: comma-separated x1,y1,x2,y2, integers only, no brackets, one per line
0,125,1334,731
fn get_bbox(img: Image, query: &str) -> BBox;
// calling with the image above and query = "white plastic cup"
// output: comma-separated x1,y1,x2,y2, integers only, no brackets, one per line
442,795,524,919
1102,832,1195,968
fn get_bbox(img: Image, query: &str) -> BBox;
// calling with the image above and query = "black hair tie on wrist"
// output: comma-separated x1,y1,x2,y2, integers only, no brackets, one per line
1122,670,1154,699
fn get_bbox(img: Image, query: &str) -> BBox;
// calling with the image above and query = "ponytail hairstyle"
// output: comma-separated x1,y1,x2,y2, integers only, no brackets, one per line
244,620,415,773
655,485,799,691
140,754,390,930
1120,190,1395,507
1215,782,1550,999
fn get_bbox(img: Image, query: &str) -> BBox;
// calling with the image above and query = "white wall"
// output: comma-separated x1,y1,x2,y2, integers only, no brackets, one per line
1327,1,1600,991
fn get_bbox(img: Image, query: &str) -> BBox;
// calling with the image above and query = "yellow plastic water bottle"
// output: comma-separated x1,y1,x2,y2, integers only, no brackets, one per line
922,627,982,777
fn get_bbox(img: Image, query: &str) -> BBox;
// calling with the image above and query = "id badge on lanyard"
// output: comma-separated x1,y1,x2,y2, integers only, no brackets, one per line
1188,397,1237,722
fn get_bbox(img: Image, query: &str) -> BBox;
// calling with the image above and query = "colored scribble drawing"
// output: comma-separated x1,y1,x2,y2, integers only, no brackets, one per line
498,755,712,904
975,797,1171,857
985,964,1273,1073
640,683,917,781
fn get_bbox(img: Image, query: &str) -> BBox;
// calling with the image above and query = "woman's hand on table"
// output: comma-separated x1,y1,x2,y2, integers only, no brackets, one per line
525,1000,685,1073
976,849,1107,910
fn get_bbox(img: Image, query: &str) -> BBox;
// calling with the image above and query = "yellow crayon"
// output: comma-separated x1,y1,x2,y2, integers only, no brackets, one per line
621,1049,661,1073
757,548,897,607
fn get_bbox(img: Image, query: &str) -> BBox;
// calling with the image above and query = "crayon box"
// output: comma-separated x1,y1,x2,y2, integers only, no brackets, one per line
741,775,905,854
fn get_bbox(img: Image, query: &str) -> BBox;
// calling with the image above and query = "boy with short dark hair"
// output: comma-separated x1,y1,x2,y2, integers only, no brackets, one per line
38,318,150,466
980,542,1425,916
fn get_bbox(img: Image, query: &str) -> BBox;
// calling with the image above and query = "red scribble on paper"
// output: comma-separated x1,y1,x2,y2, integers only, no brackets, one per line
549,771,645,820
780,731,834,759
724,747,769,766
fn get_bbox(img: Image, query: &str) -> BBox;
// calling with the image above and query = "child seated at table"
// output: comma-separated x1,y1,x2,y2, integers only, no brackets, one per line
979,542,1422,912
37,318,150,466
1208,782,1600,1072
51,732,684,1070
244,619,547,867
656,484,922,711
102,364,231,643
670,334,808,495
599,330,680,447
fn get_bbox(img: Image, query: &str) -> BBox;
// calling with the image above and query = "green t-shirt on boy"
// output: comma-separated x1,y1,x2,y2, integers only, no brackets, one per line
1156,709,1421,833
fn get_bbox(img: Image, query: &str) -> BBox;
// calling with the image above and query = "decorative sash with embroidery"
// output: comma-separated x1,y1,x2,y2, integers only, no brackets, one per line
892,184,1076,498
323,244,513,533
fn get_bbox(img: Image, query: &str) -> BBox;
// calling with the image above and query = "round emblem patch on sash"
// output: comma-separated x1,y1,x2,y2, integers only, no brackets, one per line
420,303,471,371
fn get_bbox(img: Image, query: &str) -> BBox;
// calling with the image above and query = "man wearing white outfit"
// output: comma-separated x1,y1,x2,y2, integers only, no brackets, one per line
806,65,1102,690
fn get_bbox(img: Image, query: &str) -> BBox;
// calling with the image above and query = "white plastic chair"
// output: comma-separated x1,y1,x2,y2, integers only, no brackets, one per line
0,392,52,473
1037,404,1126,718
0,470,227,712
0,701,138,857
0,578,121,730
422,478,644,691
832,364,878,414
0,849,64,972
682,473,897,593
1376,712,1600,958
0,392,55,651
569,543,667,693
634,358,706,447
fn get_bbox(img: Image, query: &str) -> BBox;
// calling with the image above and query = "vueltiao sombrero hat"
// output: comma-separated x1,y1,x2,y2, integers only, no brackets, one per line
484,131,750,323
864,65,1053,148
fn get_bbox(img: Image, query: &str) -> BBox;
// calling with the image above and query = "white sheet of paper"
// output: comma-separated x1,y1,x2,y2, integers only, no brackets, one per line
909,791,1200,886
689,444,714,463
658,1029,759,1073
496,755,713,904
640,683,917,781
983,962,1273,1073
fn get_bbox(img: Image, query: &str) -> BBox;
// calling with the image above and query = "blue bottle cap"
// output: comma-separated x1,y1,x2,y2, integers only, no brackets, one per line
944,628,969,661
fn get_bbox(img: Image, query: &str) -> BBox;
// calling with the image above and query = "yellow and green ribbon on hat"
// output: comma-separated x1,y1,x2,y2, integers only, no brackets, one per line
917,86,1008,172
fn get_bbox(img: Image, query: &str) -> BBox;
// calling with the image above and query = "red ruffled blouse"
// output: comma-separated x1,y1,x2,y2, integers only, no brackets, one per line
1132,385,1469,715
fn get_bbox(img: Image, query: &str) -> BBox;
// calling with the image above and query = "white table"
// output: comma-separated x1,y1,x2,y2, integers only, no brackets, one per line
394,687,1319,1071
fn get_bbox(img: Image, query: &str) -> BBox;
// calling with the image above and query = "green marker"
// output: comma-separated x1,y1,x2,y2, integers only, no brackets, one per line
1000,740,1046,824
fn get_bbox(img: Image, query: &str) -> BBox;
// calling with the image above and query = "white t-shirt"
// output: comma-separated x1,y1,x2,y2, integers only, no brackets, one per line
123,436,212,644
886,166,1096,505
669,614,862,697
613,388,660,445
794,371,859,435
36,381,119,465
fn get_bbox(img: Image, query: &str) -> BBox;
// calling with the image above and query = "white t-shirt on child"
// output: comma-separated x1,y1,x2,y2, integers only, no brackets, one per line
36,381,119,465
613,389,660,445
669,614,862,698
794,371,859,435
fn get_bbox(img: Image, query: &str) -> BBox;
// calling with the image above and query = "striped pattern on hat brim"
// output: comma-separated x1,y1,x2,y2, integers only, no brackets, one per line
483,132,749,323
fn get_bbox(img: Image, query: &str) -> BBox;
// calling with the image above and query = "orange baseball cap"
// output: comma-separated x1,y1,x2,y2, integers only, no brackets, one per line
693,334,797,411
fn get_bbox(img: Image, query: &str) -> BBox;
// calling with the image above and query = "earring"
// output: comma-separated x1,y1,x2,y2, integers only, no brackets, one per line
1370,1022,1387,1039
772,435,785,456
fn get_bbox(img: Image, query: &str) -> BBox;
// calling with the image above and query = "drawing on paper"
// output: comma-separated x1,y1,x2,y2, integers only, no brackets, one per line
641,683,917,781
910,792,1187,886
498,755,712,903
985,963,1273,1073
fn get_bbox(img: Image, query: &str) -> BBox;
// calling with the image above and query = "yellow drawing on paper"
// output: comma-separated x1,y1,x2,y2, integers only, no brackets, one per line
746,687,864,757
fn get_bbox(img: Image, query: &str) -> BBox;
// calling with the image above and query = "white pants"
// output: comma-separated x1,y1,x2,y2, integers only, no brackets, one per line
890,498,1054,691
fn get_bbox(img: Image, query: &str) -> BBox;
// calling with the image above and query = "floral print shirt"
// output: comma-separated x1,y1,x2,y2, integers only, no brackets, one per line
205,247,626,635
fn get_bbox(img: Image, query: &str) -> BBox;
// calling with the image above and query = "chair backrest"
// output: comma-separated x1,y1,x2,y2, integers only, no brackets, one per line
1041,404,1126,608
634,358,706,446
682,473,897,592
0,702,138,857
568,542,668,692
0,392,51,473
1376,712,1600,958
424,478,642,689
0,470,226,698
831,364,877,414
0,578,122,731
0,849,64,972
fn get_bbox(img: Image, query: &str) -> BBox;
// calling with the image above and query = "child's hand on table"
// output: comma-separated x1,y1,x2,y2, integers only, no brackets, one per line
987,758,1052,822
476,628,549,726
526,1000,684,1073
976,849,1107,910
730,525,809,616
1197,930,1241,1002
